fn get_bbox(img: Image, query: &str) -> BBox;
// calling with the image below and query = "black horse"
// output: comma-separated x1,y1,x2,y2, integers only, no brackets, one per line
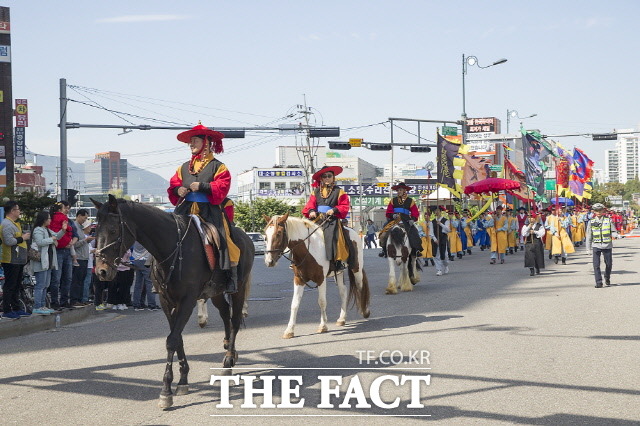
92,195,254,409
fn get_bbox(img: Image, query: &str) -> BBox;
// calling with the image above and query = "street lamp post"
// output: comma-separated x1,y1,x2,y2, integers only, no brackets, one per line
461,55,507,147
506,109,537,134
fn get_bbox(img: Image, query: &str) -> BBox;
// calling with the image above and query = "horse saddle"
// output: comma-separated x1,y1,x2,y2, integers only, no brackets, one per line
191,215,221,271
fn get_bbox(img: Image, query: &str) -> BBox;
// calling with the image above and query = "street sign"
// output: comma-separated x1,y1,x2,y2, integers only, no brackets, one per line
349,138,363,147
592,133,617,141
442,126,458,136
489,165,503,172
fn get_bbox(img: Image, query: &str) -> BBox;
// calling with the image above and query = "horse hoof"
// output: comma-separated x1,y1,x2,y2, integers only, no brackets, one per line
363,310,371,319
219,368,233,376
158,395,173,410
385,289,397,295
282,332,294,339
336,320,346,326
317,326,328,333
198,321,206,328
242,312,249,318
175,385,189,396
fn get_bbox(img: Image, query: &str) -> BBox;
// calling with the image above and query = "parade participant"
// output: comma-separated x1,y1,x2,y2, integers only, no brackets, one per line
378,182,422,258
168,122,240,294
572,208,586,246
462,209,477,254
488,206,508,264
302,165,352,271
506,208,518,254
521,211,546,276
431,206,451,276
418,214,435,266
449,209,464,259
544,207,555,259
516,207,528,251
546,206,575,264
474,211,490,251
586,203,618,288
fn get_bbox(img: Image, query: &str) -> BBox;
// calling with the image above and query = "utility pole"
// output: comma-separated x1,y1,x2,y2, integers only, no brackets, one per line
0,7,14,187
60,78,67,200
297,95,315,197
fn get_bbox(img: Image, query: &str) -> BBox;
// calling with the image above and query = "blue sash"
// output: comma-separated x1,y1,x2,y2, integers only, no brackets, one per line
185,192,209,202
318,205,332,213
393,207,411,215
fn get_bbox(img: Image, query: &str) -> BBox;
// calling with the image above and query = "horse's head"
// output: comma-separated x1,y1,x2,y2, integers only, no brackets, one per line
263,212,289,267
389,224,409,265
92,194,137,281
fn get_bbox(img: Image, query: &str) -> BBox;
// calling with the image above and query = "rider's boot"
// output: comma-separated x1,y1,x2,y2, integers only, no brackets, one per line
379,246,387,258
225,266,238,294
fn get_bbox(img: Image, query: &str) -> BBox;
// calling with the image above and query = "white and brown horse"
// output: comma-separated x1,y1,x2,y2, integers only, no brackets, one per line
384,223,421,294
263,213,370,338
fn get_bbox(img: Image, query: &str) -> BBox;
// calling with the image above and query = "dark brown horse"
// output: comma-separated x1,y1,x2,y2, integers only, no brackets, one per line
92,195,254,409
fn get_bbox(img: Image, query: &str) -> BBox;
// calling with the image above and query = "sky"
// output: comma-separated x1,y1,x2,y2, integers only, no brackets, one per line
5,0,640,193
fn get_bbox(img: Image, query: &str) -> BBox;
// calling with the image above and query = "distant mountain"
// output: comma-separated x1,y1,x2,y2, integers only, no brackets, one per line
25,152,168,197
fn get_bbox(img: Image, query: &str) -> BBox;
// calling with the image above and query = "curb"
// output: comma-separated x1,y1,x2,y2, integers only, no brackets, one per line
0,305,96,340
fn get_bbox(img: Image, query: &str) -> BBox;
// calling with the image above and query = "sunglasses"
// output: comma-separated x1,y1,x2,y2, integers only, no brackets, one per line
321,174,333,178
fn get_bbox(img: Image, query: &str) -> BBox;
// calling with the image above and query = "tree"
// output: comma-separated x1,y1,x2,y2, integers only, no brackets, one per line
235,198,297,232
0,183,57,228
589,188,611,207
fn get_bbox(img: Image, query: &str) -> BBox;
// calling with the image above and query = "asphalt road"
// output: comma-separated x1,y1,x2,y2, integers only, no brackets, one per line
1,235,639,425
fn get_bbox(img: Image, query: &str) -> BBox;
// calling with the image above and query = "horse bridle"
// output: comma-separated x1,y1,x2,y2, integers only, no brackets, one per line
387,222,410,260
94,204,137,270
264,216,328,265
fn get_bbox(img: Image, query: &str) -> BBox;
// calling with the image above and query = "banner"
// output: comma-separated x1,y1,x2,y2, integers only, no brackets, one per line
504,159,534,202
521,133,546,199
572,148,594,183
461,154,490,189
436,133,459,193
14,127,25,164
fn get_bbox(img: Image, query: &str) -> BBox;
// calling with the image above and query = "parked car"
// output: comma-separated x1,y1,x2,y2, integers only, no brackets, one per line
247,232,266,255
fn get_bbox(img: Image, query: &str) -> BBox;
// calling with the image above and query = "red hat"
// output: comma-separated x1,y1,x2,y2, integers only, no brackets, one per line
177,123,225,154
391,181,412,191
438,205,447,211
312,165,343,182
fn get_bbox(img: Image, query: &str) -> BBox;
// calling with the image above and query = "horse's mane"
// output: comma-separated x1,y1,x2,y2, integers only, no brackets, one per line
280,216,320,240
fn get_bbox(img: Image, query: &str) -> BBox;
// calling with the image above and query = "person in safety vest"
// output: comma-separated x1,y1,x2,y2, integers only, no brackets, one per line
586,203,618,288
302,165,353,271
378,182,422,258
167,122,240,294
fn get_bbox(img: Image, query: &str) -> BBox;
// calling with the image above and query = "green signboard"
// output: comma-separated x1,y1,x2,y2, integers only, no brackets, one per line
352,197,388,207
489,165,503,172
442,126,458,136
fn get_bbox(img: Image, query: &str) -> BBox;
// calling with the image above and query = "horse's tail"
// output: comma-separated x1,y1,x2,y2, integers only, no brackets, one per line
348,268,370,318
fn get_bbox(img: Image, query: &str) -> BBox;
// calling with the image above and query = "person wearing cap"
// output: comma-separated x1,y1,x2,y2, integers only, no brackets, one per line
545,206,575,265
506,208,519,255
168,122,240,294
462,209,475,255
418,211,435,266
474,211,490,251
449,210,464,259
302,165,352,271
516,207,528,251
521,211,546,276
431,206,450,276
378,182,422,258
487,206,508,264
586,203,618,288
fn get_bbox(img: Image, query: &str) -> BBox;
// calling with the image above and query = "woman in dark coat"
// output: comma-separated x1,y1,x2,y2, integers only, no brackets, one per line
521,211,546,276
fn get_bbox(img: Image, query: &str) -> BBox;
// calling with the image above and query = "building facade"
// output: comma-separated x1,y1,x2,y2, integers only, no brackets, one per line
14,164,46,194
616,130,639,183
84,152,128,194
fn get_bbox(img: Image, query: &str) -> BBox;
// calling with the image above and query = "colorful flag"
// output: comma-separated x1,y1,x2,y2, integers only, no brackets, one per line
461,154,490,189
437,133,460,193
572,148,594,183
521,133,547,199
504,159,534,202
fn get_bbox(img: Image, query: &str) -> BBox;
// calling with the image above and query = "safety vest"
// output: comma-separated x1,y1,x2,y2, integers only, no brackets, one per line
592,217,612,244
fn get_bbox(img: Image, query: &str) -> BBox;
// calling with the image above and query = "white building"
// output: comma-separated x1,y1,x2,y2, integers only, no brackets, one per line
591,168,605,186
236,167,306,205
604,149,619,183
604,129,639,183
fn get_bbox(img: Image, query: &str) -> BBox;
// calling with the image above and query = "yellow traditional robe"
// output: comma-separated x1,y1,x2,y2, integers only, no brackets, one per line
549,215,576,256
491,216,508,254
448,220,463,254
420,222,433,259
507,217,518,247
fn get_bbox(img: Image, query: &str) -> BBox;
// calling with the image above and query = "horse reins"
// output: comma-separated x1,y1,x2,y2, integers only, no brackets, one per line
94,203,137,269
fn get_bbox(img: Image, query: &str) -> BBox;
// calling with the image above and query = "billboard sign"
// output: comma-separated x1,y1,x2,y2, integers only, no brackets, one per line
14,127,25,164
0,45,10,63
466,117,500,134
15,99,28,127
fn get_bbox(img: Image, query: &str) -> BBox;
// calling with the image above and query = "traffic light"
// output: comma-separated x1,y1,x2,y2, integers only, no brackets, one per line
65,189,79,206
329,142,351,150
309,127,340,138
410,146,431,153
369,143,392,151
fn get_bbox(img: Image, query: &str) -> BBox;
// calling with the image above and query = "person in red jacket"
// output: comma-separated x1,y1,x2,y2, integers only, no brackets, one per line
48,201,78,309
167,123,240,294
378,182,422,258
302,165,352,271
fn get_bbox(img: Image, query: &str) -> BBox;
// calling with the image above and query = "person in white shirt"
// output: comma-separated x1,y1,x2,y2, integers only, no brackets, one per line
521,211,546,276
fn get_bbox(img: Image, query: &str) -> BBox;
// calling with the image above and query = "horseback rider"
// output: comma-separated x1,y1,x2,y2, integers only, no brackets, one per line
302,165,353,271
167,122,240,294
378,182,422,258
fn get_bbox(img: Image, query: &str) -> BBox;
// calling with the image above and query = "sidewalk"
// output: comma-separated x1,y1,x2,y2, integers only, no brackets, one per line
0,305,95,339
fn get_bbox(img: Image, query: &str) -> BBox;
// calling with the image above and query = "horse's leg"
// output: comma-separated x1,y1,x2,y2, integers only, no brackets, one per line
211,294,231,350
335,272,347,326
242,271,252,318
222,291,245,371
400,258,413,292
385,256,398,294
410,255,421,285
283,281,305,339
175,344,190,396
317,280,328,333
158,296,197,410
196,298,208,328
